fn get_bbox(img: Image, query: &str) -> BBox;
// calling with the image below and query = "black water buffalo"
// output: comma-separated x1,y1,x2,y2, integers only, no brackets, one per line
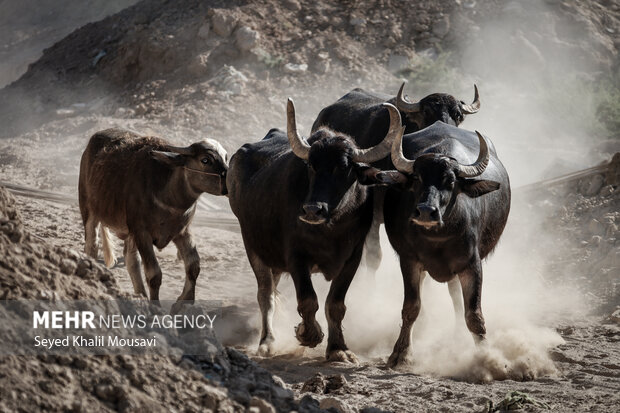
79,128,228,307
312,82,480,150
227,99,403,362
378,121,510,368
312,83,481,274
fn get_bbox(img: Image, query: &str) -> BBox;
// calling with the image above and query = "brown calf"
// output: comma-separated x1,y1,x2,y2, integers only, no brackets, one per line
78,128,228,305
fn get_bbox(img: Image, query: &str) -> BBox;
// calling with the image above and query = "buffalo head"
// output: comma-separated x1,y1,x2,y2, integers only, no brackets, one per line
395,82,481,129
287,98,404,225
382,130,499,228
151,139,229,195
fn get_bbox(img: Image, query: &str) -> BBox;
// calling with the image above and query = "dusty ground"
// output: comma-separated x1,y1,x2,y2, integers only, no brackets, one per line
1,0,620,412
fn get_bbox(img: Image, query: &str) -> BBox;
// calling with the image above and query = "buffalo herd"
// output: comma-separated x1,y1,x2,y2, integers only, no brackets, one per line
79,82,510,368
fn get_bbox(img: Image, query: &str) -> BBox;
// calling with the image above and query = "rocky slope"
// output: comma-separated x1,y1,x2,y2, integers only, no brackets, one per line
0,185,327,412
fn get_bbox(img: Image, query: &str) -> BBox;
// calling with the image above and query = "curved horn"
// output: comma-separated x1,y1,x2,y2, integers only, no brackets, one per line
286,98,311,160
395,82,421,113
390,115,415,174
455,131,490,177
166,145,194,156
352,103,405,163
461,84,481,114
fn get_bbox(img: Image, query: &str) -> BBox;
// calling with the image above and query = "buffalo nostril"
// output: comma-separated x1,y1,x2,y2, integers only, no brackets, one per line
303,204,322,216
416,205,438,221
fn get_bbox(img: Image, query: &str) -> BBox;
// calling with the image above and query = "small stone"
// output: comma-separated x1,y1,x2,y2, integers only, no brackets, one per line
283,0,301,11
582,174,605,196
432,15,451,38
283,63,308,73
249,397,276,413
211,10,237,37
188,53,210,77
235,26,259,52
350,17,366,35
600,185,615,196
301,373,326,394
75,259,91,278
95,384,119,402
589,219,605,235
198,22,210,39
59,258,77,275
319,397,355,413
326,374,347,393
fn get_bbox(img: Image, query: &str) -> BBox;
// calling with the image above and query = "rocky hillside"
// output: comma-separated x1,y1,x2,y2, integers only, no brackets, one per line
0,185,328,412
0,0,139,88
1,0,618,144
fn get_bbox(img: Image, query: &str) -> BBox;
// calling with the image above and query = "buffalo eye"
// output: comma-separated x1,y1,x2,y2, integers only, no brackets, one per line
201,157,211,165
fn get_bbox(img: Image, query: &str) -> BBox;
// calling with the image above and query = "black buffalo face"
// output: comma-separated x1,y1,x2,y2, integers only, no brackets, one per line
396,83,481,130
300,133,381,225
414,94,465,127
381,154,501,228
286,98,404,225
380,130,502,229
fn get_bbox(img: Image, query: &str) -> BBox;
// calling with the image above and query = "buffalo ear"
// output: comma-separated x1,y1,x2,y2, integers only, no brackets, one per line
460,179,500,198
150,150,186,167
354,164,408,186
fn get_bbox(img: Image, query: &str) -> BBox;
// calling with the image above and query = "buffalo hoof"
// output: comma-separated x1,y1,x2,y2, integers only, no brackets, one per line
295,321,324,348
327,349,359,364
386,350,413,369
473,333,487,346
257,337,275,357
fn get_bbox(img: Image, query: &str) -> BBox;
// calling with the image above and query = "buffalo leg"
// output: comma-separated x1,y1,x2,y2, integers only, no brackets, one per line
173,230,200,303
458,255,486,343
124,236,146,297
387,259,424,368
290,261,323,348
447,277,464,322
135,233,162,302
84,215,98,259
325,242,364,363
364,189,385,275
247,250,279,356
364,218,382,274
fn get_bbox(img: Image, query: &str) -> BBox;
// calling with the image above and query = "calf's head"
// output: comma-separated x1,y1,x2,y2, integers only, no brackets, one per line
385,130,499,228
151,139,229,196
287,98,404,225
395,82,481,129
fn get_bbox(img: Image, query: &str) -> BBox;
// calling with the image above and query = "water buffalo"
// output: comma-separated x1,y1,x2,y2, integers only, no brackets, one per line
227,99,404,362
378,121,510,368
78,128,228,307
312,83,481,274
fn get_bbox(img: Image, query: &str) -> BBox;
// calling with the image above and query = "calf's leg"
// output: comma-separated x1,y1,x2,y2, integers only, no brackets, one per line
135,233,162,302
173,230,200,303
124,236,146,297
387,259,424,368
83,215,98,259
325,242,364,364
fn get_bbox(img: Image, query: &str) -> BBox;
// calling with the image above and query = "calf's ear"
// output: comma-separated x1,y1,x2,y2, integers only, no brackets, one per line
354,164,407,186
460,179,500,198
150,150,186,167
